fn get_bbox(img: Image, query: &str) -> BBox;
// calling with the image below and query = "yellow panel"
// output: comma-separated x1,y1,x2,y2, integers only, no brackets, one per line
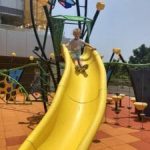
19,44,107,150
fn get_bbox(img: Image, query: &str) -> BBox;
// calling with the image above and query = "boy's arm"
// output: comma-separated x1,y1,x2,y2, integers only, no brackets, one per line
65,42,72,54
80,40,91,47
84,43,96,50
65,42,71,50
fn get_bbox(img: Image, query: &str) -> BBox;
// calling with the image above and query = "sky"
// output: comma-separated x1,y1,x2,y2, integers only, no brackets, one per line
53,0,150,62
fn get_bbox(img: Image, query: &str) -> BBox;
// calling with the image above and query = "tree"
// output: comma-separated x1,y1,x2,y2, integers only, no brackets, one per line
129,44,150,64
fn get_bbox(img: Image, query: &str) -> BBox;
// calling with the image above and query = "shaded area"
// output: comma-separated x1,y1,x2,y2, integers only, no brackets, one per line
130,68,150,116
106,95,150,131
19,112,44,130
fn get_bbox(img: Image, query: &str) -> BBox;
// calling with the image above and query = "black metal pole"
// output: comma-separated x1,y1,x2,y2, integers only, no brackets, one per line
81,0,88,38
118,54,135,103
48,0,57,15
106,52,115,73
76,0,82,29
39,62,48,112
91,10,100,32
42,24,49,53
106,53,115,85
85,10,100,42
30,0,57,112
109,52,115,62
119,54,126,63
30,0,47,60
43,6,61,84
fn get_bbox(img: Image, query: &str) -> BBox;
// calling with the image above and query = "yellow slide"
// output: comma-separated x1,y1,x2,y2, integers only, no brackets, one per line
19,44,107,150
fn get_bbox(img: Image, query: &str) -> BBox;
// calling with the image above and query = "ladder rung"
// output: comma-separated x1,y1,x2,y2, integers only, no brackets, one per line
79,5,85,8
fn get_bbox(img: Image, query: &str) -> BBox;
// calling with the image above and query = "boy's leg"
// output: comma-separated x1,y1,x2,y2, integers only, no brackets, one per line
77,52,88,70
74,53,82,72
74,60,80,72
82,64,88,69
77,59,82,67
74,53,88,73
77,60,88,72
79,64,88,73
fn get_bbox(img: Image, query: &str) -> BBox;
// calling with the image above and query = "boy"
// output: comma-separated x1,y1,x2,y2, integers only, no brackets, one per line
67,28,88,72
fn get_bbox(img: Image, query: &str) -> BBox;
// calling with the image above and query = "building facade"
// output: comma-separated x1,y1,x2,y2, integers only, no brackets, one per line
0,0,46,27
0,0,50,57
0,0,24,25
0,24,53,57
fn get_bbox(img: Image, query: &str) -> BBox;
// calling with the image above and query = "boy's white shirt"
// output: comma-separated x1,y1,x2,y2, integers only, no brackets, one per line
67,39,85,52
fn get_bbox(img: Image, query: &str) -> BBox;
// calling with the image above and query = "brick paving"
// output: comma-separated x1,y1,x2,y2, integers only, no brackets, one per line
0,95,150,150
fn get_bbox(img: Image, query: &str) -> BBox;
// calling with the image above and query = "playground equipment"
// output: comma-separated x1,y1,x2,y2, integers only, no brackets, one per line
0,53,31,104
0,0,105,114
0,70,27,104
106,48,150,130
19,44,107,150
130,68,150,116
0,56,54,107
0,61,43,104
16,1,107,148
27,0,105,112
134,102,148,129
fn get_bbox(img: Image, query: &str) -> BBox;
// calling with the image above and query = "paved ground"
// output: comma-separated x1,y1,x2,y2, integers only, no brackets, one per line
0,95,150,150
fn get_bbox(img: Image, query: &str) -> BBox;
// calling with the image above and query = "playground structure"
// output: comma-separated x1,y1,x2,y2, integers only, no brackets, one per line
105,48,150,130
23,0,105,113
0,58,54,104
0,0,105,108
19,44,107,150
0,0,107,149
19,0,106,149
0,1,150,150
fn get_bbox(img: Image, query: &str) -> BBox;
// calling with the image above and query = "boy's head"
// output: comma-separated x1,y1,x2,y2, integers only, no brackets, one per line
73,28,81,39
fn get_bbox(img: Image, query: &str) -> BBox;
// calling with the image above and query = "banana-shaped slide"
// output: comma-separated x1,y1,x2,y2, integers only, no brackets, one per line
19,44,107,150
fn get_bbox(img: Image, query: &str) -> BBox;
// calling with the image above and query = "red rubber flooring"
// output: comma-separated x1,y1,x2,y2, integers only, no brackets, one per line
0,95,150,150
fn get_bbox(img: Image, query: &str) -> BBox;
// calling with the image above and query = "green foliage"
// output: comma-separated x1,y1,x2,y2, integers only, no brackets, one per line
105,62,130,86
129,44,150,64
105,44,150,87
110,64,130,86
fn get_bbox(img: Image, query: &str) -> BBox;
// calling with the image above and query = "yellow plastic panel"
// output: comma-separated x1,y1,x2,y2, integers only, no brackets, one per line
19,44,107,150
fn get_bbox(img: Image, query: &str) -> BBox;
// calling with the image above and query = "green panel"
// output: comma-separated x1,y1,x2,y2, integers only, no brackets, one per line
52,15,92,23
49,15,92,50
85,21,92,42
50,18,65,55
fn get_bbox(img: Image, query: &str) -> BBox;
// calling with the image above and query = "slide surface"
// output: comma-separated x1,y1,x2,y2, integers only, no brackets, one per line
19,44,107,150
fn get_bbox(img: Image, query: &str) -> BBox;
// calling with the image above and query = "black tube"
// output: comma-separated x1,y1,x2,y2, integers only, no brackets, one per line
106,53,115,85
30,0,47,60
42,24,49,53
91,10,100,31
85,10,100,42
30,0,48,112
81,0,88,38
106,53,114,75
39,62,48,112
43,6,61,84
109,53,115,63
76,0,81,29
33,50,45,61
119,54,126,63
48,0,57,15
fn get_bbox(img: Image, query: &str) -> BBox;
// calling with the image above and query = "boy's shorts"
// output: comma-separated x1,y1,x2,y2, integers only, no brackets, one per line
70,51,80,60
